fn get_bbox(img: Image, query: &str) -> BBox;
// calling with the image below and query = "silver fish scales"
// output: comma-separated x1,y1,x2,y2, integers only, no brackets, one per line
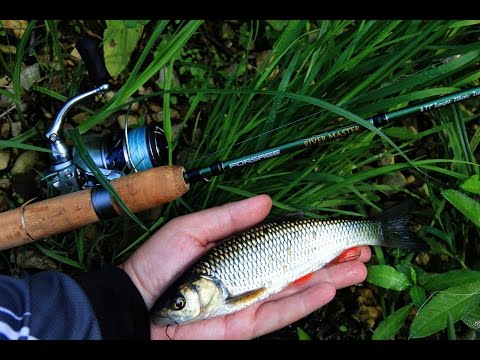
193,219,382,298
150,201,426,326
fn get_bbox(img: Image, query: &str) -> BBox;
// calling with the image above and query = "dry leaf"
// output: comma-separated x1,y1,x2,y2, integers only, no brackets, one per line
0,44,16,54
1,20,29,39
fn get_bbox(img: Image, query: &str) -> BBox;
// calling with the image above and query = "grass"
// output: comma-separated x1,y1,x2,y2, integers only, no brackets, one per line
1,19,480,339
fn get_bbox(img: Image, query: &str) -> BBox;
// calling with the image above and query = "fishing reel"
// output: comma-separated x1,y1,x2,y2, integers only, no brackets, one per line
42,38,168,194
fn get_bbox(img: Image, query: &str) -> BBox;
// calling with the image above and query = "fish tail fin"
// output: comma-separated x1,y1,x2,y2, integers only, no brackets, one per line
375,200,429,252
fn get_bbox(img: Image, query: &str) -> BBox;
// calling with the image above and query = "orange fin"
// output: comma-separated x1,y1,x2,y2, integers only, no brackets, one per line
290,273,314,287
326,246,362,267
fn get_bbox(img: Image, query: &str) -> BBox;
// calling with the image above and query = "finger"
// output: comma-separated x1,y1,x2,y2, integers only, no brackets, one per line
150,193,272,271
161,194,273,247
151,212,369,293
248,260,367,338
252,282,337,338
150,261,368,340
266,260,368,302
151,316,227,340
263,246,369,303
357,245,371,263
150,281,334,340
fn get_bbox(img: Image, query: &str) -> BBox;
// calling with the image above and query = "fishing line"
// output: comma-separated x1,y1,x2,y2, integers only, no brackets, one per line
181,110,324,166
180,60,450,167
127,126,154,171
165,322,178,340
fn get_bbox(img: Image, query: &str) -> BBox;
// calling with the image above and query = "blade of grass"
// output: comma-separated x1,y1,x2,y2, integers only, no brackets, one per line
78,20,203,133
163,60,174,165
115,215,166,259
45,20,66,87
35,243,85,270
75,228,85,266
12,20,36,124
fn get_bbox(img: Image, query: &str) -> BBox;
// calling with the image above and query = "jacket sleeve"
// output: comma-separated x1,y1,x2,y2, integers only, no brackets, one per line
0,271,101,340
71,265,150,339
0,266,150,340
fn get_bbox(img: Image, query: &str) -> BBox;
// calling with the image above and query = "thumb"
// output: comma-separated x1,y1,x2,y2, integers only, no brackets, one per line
122,194,272,308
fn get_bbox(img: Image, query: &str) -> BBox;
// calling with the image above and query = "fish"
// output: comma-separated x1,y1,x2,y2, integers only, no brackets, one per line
150,200,427,326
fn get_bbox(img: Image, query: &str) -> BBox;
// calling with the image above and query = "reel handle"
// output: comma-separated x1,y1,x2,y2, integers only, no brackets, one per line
0,166,189,251
76,37,110,86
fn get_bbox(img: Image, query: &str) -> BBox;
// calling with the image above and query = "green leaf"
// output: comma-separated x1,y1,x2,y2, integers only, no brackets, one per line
460,175,480,195
462,304,480,331
382,127,416,140
123,20,150,28
409,285,426,309
447,313,456,340
367,265,412,291
410,266,417,285
409,280,480,339
442,189,480,228
410,264,432,287
103,20,144,77
296,327,311,340
424,270,480,292
266,20,289,31
422,226,454,252
79,20,204,133
372,304,412,340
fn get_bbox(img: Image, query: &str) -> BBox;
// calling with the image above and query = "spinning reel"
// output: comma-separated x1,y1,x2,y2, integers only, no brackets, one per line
42,38,168,194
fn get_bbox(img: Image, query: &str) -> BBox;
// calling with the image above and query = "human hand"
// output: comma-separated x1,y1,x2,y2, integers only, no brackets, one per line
120,195,370,340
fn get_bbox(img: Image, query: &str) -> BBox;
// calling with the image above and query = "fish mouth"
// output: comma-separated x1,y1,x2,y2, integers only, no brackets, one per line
150,313,177,327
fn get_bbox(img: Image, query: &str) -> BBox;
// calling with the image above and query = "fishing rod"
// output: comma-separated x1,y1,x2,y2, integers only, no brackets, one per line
0,39,479,251
185,85,480,182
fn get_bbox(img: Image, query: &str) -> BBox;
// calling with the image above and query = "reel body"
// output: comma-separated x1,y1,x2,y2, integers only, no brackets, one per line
44,121,168,194
71,123,168,189
42,38,168,194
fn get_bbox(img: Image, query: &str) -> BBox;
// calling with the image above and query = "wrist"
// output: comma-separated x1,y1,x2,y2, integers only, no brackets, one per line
118,262,157,310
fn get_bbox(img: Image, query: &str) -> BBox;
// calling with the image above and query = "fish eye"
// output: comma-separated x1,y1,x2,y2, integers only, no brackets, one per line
171,295,186,310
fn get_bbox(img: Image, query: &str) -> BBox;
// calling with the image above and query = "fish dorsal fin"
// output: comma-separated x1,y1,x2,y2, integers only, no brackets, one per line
272,211,306,222
225,287,268,308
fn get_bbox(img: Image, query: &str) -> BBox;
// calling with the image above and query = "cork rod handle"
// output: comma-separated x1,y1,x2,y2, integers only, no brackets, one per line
0,166,189,250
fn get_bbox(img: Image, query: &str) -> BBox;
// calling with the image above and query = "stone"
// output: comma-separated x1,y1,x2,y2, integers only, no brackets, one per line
11,122,22,137
20,63,40,90
71,112,90,124
117,114,138,129
0,150,10,170
11,151,39,175
1,122,10,138
0,178,12,190
382,171,408,188
379,153,395,166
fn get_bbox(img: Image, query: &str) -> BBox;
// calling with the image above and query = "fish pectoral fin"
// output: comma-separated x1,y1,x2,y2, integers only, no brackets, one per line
225,287,269,309
326,246,362,267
